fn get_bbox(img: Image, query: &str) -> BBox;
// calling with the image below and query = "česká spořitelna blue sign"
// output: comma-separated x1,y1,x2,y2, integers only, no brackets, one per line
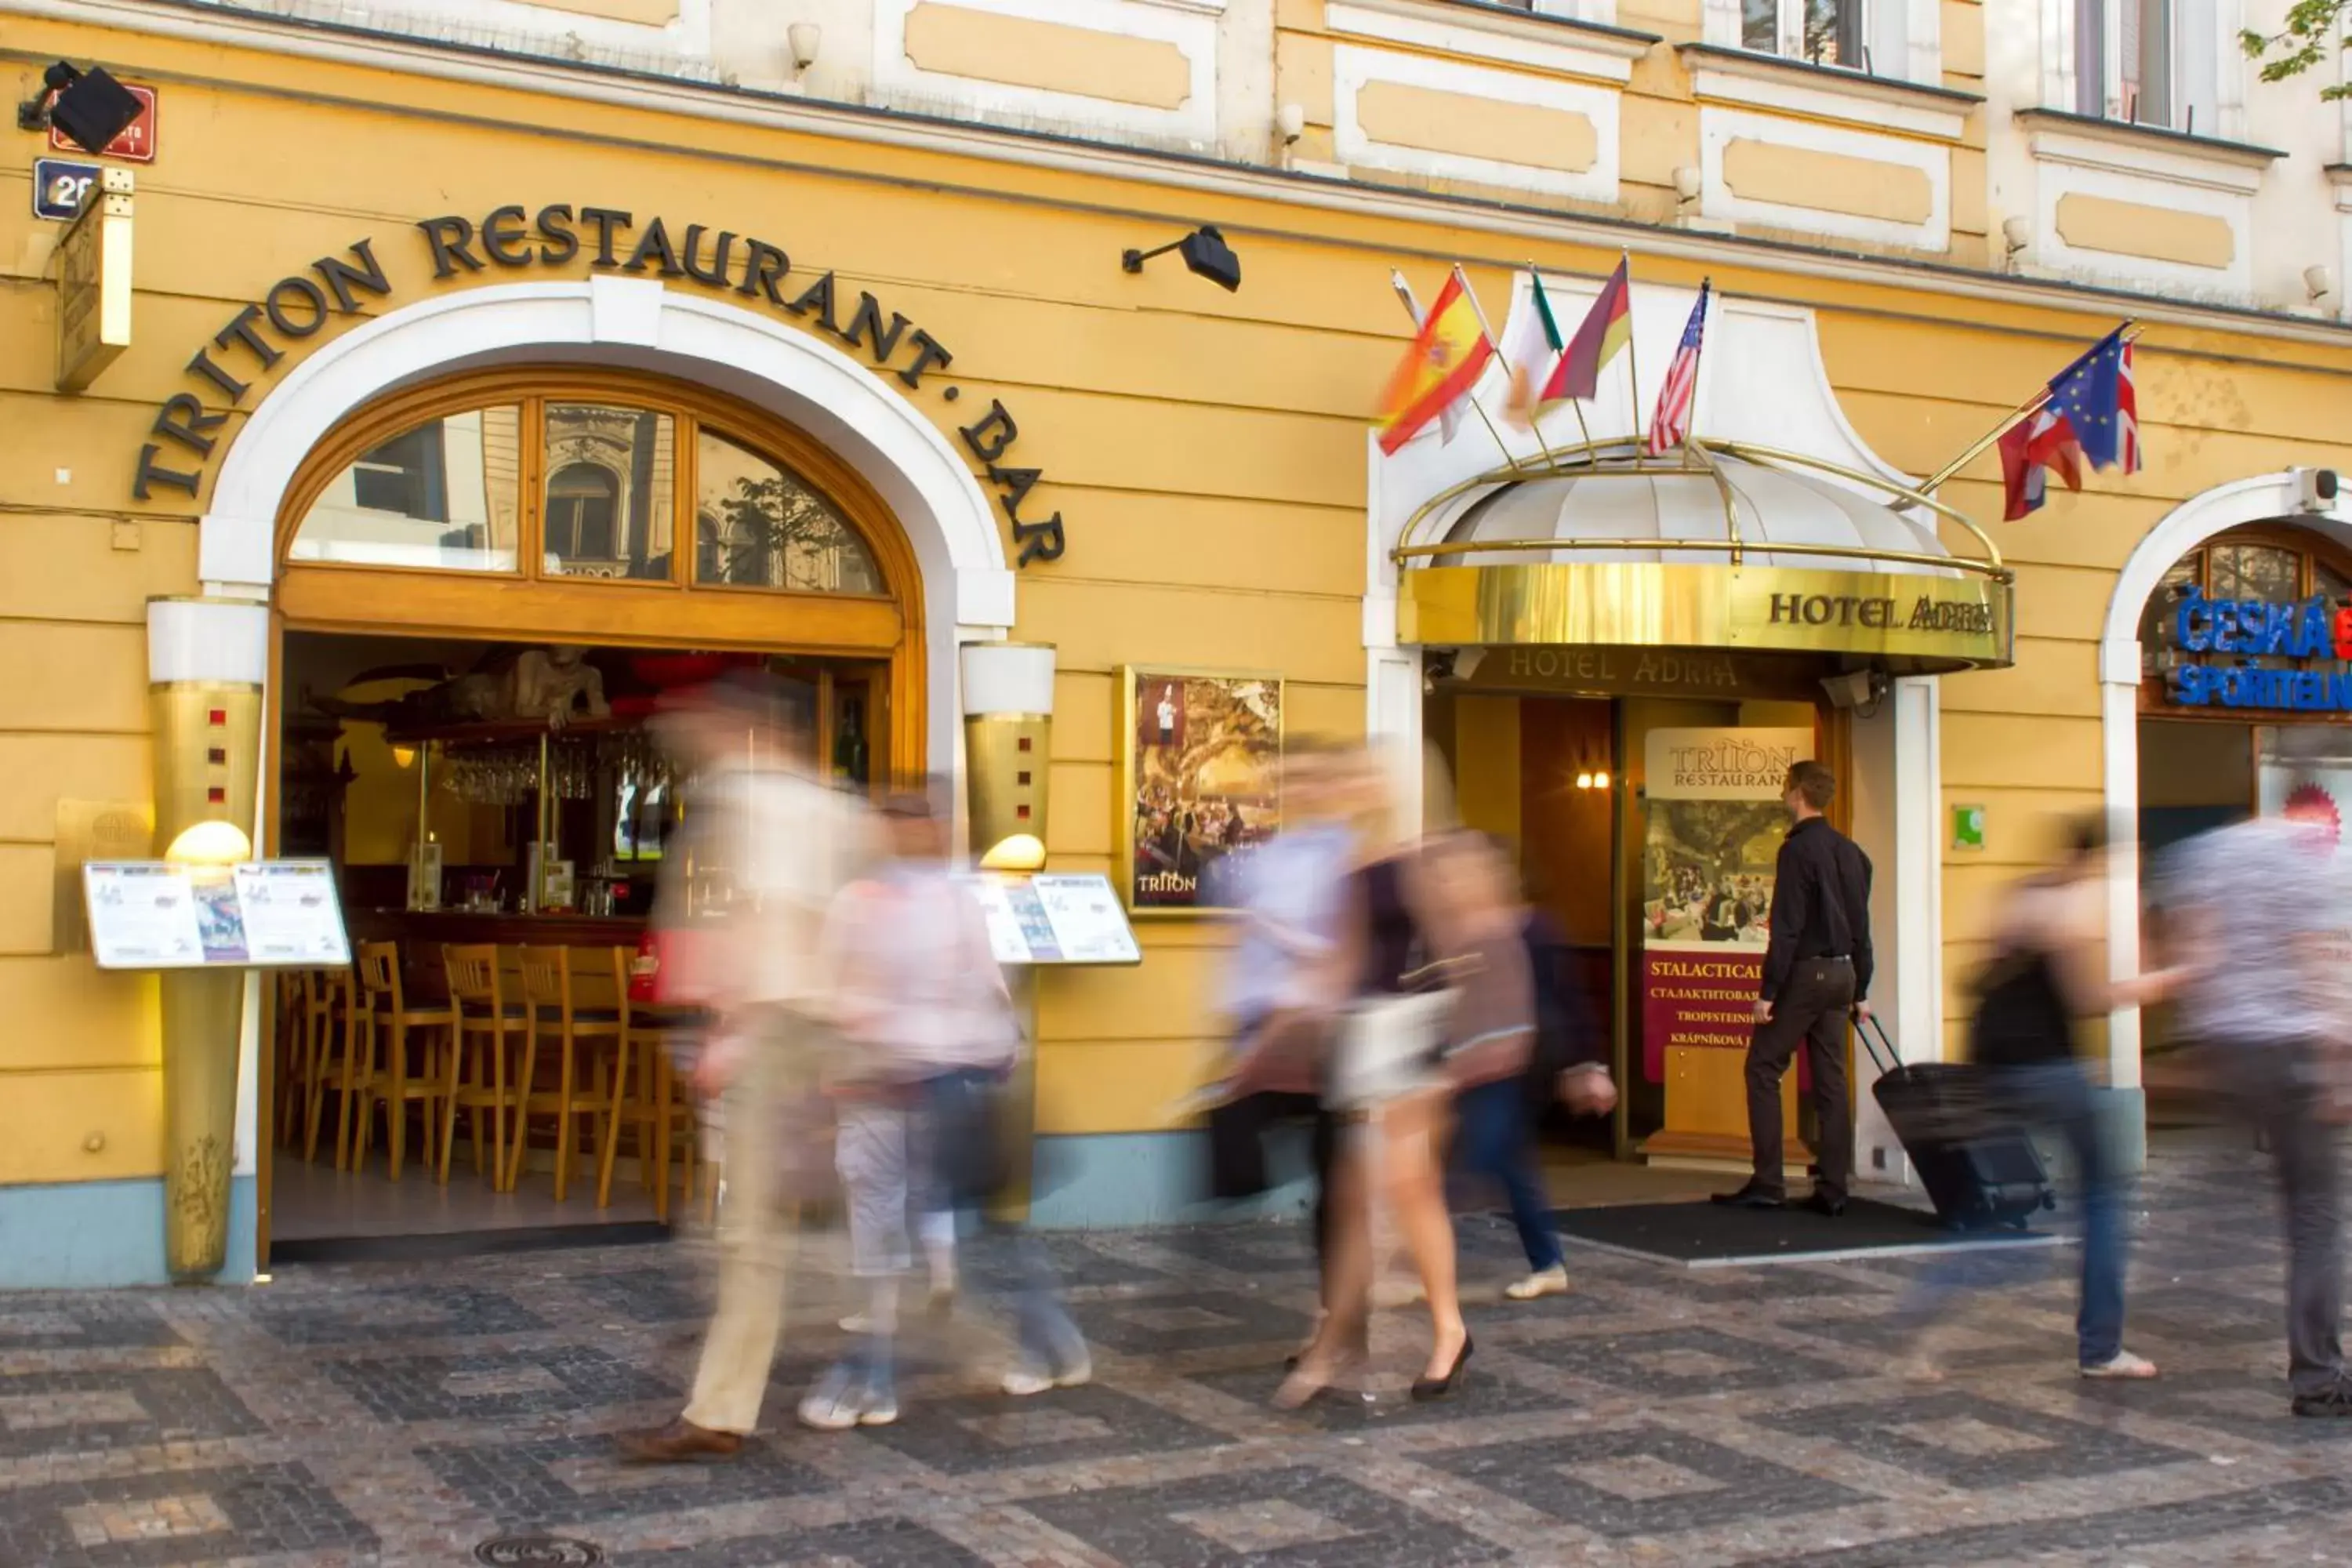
2168,590,2352,711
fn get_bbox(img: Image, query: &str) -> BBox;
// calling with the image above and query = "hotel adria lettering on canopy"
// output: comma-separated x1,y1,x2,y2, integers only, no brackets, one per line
3,0,2350,1287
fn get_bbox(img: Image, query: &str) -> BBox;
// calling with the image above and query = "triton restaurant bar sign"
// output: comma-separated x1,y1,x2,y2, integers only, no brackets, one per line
2166,590,2352,712
130,204,1071,564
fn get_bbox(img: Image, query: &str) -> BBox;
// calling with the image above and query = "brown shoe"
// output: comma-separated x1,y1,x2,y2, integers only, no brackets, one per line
618,1418,743,1463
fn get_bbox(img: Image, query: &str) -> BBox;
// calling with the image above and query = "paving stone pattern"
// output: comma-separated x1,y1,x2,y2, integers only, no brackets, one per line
2,1132,2350,1566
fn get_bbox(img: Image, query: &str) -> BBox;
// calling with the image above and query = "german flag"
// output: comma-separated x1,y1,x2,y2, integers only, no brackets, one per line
1376,267,1494,456
1543,256,1631,404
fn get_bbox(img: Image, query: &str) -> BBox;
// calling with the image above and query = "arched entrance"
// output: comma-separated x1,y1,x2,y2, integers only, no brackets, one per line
2097,470,2352,1121
168,278,1011,1273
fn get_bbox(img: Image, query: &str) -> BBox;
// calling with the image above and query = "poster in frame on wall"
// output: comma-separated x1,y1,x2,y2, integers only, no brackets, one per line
1116,666,1283,916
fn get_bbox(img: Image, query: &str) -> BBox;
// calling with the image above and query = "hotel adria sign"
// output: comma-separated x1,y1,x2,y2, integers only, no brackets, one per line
129,204,1073,564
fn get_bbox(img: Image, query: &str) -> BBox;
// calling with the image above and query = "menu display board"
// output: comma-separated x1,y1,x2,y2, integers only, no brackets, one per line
85,859,350,971
964,873,1141,967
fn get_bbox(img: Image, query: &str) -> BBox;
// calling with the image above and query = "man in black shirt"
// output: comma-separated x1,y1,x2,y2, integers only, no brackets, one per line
1713,760,1873,1217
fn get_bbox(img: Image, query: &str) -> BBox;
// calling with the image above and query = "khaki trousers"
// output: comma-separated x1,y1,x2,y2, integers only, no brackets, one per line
683,1020,802,1435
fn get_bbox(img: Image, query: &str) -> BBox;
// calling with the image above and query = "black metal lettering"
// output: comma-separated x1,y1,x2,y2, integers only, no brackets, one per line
184,348,249,404
535,205,579,265
579,207,632,267
263,275,328,338
310,238,391,313
679,224,735,288
1769,593,1803,624
151,394,227,457
735,238,789,304
1013,513,1065,566
132,445,201,500
786,270,840,332
842,292,912,364
1802,597,1831,626
959,401,1019,463
622,216,683,277
480,204,533,267
988,465,1042,526
416,215,485,279
897,328,953,388
212,304,282,370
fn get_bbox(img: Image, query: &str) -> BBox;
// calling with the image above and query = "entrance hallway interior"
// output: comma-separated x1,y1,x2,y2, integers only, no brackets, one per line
1425,683,1823,1161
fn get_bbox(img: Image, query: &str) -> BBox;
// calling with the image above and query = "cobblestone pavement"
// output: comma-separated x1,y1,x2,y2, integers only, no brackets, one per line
4,1131,2349,1567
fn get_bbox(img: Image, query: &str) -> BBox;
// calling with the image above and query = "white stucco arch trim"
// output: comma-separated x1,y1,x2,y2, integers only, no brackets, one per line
201,274,1014,652
2096,470,2352,1091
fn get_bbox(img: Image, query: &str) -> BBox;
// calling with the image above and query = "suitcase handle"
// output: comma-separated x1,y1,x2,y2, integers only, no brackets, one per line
1857,1011,1902,1076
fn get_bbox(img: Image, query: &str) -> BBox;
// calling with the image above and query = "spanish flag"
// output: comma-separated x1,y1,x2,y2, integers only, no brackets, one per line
1376,267,1495,456
1543,256,1631,404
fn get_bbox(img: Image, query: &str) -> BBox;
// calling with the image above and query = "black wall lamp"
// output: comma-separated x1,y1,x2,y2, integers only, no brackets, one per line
1122,226,1241,292
17,61,143,151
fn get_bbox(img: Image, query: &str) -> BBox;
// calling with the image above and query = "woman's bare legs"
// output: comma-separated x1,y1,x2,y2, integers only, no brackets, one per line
1379,1088,1468,1382
1276,1120,1373,1406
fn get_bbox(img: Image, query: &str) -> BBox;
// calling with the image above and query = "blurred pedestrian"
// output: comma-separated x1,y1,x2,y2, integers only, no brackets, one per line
796,783,1036,1428
1204,741,1364,1361
1443,835,1590,1302
622,671,877,1462
1904,815,2172,1381
1715,760,1872,1217
1486,864,1617,1301
2158,808,2352,1417
1279,760,1530,1407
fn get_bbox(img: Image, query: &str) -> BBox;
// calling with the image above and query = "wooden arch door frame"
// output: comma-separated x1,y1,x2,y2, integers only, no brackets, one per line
254,366,927,1262
267,365,927,771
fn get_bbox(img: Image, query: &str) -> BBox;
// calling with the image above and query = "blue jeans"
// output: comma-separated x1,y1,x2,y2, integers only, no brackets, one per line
916,1069,1086,1377
1904,1058,2128,1367
1454,1077,1564,1273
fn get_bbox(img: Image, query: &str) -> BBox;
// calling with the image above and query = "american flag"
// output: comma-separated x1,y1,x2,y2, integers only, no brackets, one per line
1645,281,1711,457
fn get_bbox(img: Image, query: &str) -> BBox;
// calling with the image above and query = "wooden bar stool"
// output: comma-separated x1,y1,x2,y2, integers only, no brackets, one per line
601,949,700,1221
441,944,530,1191
297,967,356,1164
349,944,453,1182
510,946,628,1202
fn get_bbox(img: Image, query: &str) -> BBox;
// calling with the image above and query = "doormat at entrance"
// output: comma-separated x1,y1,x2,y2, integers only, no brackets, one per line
1544,1198,2060,1269
271,1220,670,1265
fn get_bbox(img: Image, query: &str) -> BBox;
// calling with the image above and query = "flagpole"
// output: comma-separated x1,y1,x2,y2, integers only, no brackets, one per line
1918,324,2139,495
1456,266,1526,475
1620,250,1646,460
1676,281,1711,473
1517,260,1568,474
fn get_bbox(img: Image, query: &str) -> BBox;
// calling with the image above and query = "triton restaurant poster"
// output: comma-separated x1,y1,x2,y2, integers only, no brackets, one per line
1639,728,1813,1083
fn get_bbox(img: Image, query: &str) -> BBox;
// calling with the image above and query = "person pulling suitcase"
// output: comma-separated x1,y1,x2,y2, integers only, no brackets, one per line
1713,760,1871,1217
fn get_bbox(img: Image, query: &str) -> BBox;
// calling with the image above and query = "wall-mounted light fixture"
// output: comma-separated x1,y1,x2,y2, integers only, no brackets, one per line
1573,769,1612,792
1122,226,1242,292
20,61,143,151
962,642,1056,873
786,22,822,81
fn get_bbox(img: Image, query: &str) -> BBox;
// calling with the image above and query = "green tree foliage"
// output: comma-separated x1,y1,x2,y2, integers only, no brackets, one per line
2242,2,2351,96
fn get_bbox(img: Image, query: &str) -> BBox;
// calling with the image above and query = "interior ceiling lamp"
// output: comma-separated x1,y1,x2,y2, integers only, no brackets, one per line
1122,226,1241,292
24,61,143,151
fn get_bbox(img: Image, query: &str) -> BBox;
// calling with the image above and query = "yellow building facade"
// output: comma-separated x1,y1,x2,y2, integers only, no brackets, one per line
4,0,2350,1284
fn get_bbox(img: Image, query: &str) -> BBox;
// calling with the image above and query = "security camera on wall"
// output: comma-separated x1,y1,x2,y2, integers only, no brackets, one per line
2294,467,2341,514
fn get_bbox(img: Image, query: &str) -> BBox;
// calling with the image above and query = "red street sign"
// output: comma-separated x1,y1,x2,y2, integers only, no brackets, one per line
48,83,158,163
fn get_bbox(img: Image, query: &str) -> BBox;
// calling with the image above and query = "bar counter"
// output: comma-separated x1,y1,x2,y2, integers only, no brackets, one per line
347,907,650,949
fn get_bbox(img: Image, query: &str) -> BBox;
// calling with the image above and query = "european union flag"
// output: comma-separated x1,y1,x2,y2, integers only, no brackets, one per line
2040,328,2132,472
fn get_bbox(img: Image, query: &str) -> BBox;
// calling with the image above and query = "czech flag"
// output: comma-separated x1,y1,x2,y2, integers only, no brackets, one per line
1376,267,1494,456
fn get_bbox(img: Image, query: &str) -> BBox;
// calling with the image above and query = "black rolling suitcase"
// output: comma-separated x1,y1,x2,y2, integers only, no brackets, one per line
1861,1016,2054,1231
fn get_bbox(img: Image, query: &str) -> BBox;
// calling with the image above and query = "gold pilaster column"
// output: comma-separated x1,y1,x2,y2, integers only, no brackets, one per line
147,598,267,1283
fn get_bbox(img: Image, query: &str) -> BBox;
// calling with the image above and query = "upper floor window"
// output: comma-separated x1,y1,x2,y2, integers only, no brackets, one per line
289,383,882,599
2072,0,2232,136
1707,0,1929,81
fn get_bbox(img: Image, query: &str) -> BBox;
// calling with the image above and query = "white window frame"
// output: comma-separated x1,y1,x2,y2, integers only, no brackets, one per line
1703,0,1939,85
2042,0,2245,140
